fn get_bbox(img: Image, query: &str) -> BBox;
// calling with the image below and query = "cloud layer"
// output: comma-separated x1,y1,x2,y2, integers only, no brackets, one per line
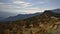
0,0,60,14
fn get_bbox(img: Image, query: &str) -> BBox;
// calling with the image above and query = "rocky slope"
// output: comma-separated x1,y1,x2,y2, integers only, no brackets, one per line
0,10,60,34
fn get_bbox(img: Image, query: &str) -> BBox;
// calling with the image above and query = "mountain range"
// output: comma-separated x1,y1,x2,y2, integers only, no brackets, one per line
0,11,15,18
0,9,60,34
2,13,42,21
0,9,60,22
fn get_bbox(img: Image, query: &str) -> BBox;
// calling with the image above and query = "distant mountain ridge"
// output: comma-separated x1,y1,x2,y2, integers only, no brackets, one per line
23,10,60,22
53,9,60,13
0,17,4,21
0,9,60,22
0,11,15,18
1,12,42,22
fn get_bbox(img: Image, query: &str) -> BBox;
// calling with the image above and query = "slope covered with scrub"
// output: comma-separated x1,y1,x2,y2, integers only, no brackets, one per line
0,10,60,34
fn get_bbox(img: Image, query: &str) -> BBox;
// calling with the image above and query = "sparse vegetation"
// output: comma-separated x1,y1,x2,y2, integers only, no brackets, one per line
0,11,60,34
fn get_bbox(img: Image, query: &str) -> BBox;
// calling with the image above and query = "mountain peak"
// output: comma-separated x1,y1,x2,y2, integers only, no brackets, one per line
43,9,60,14
52,9,60,13
54,9,60,10
44,10,53,13
42,10,53,16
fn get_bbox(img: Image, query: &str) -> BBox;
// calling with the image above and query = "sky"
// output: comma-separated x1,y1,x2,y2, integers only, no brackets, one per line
0,0,60,14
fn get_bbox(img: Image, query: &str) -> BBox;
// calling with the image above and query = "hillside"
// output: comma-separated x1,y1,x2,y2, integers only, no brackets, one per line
1,9,60,22
0,10,60,34
0,12,42,22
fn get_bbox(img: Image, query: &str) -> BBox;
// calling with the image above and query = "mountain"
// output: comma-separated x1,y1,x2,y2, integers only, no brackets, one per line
0,9,60,22
52,9,60,13
0,17,4,21
23,10,60,23
0,10,60,34
0,11,15,18
42,10,60,18
1,12,42,22
15,10,60,34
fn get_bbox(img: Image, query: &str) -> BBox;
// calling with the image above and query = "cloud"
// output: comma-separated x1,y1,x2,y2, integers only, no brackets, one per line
23,8,44,14
0,2,55,14
38,0,51,4
0,2,21,13
43,0,51,2
0,0,49,14
12,0,33,7
0,2,4,4
0,2,33,14
0,0,60,14
39,1,45,4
